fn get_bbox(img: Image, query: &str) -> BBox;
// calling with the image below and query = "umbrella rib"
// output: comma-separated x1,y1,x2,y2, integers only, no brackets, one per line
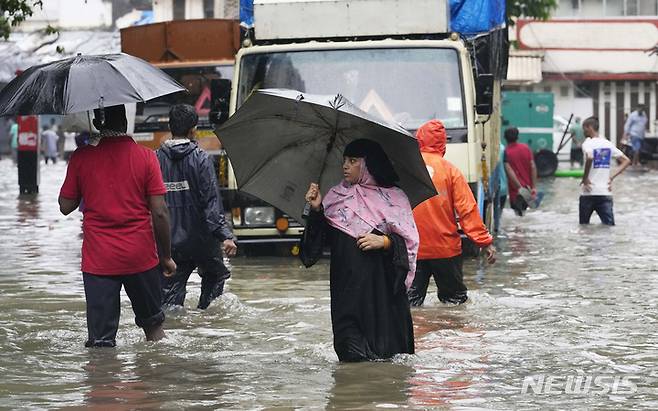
313,105,341,181
105,59,147,103
306,102,337,132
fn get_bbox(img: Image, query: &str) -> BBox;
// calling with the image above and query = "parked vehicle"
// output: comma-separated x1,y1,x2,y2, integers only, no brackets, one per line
120,19,240,190
501,91,560,176
210,0,506,253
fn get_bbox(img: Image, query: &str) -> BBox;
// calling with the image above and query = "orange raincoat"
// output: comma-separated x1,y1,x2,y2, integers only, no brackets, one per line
413,120,493,259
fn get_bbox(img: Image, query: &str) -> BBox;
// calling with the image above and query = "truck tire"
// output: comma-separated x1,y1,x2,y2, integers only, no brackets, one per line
534,149,558,177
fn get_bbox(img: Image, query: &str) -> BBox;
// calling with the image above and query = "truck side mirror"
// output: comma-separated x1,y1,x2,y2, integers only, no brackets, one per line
210,79,232,125
475,74,494,115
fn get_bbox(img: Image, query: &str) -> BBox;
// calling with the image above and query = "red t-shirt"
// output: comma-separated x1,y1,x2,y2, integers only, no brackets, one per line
60,136,167,275
504,142,534,202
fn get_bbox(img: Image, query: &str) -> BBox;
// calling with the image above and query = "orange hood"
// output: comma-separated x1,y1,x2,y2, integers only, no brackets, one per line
416,120,447,157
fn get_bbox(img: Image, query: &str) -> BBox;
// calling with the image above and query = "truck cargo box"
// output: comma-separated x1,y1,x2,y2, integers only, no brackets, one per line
120,19,240,65
254,0,449,40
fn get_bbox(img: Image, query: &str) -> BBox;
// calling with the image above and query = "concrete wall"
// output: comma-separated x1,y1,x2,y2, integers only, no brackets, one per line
153,0,174,21
517,19,658,75
18,0,113,31
153,0,237,21
516,18,658,146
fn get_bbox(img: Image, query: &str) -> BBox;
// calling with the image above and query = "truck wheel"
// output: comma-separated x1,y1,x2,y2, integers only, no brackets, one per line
534,149,558,177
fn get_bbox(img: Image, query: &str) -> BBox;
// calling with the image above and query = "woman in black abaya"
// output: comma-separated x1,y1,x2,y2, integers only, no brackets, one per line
300,139,419,362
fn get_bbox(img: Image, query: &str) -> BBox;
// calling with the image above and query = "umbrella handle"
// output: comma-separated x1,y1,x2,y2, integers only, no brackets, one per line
302,202,312,219
98,97,105,126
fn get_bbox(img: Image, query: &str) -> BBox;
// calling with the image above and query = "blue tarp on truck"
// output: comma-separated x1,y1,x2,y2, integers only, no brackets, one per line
240,0,254,28
449,0,506,35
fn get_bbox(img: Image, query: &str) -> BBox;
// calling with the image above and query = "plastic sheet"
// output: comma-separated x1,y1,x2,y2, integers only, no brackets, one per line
449,0,506,35
470,27,509,80
240,0,254,28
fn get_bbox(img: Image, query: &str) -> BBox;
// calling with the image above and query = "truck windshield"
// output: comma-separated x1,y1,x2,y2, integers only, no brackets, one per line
136,64,233,127
238,48,464,130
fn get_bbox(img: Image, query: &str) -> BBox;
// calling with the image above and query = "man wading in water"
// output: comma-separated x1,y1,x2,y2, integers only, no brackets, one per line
59,105,176,347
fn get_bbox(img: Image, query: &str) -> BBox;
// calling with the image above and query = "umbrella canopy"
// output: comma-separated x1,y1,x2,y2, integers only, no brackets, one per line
0,53,185,116
216,89,436,225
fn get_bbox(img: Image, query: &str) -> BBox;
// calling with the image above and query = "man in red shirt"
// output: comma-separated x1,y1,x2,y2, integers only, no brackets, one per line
408,120,496,306
59,105,176,347
503,127,537,216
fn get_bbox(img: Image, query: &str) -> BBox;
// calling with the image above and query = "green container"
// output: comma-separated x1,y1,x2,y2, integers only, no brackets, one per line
501,92,554,153
554,169,584,178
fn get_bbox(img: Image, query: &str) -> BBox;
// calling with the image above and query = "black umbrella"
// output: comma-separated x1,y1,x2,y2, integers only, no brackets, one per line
216,89,436,225
0,53,185,116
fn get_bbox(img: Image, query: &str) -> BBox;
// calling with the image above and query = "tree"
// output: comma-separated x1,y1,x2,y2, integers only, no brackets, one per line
1,0,43,39
507,0,558,25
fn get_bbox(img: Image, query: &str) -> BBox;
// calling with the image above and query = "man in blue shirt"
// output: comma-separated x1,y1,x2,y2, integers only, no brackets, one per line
623,105,648,168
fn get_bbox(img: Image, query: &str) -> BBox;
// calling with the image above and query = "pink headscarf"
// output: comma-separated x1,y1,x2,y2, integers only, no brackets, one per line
322,159,419,289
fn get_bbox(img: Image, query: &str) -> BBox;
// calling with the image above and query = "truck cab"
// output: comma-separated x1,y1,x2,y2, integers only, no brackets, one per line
218,0,502,250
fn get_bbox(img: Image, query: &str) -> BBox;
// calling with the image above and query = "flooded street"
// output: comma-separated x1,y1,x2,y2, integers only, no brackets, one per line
0,157,657,409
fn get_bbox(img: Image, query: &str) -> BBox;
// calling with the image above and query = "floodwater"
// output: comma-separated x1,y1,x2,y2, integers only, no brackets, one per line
0,157,657,410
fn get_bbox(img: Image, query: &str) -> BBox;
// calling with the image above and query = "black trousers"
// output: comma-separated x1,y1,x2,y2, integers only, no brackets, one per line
161,251,230,309
83,265,165,347
407,255,467,306
579,195,614,225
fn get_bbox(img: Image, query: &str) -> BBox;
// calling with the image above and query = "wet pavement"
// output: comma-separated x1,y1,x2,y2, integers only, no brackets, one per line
0,157,657,409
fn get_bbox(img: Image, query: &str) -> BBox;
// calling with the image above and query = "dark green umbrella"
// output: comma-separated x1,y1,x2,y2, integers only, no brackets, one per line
216,89,436,224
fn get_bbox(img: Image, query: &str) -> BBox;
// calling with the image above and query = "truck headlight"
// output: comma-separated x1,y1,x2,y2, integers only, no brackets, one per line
243,206,275,226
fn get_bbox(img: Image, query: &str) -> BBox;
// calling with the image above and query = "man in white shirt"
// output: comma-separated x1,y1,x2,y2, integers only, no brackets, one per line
41,125,59,164
580,116,631,225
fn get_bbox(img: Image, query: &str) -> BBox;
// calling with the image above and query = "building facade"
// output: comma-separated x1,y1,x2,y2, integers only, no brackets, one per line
152,0,238,21
16,0,113,31
514,0,658,146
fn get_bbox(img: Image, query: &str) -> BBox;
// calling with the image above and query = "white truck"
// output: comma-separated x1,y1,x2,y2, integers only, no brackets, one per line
214,0,502,252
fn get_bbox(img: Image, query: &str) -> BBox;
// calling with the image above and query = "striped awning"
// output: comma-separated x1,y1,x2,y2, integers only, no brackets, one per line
505,50,544,85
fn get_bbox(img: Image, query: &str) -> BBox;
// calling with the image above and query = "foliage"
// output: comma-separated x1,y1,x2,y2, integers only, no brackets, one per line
507,0,558,25
0,0,43,39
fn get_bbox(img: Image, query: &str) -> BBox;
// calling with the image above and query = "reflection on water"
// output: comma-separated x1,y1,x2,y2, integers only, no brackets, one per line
1,158,658,408
74,351,159,410
16,194,40,222
327,362,413,409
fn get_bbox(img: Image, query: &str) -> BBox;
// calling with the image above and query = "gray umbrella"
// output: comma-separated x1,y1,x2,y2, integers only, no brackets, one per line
0,53,185,116
216,89,436,225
